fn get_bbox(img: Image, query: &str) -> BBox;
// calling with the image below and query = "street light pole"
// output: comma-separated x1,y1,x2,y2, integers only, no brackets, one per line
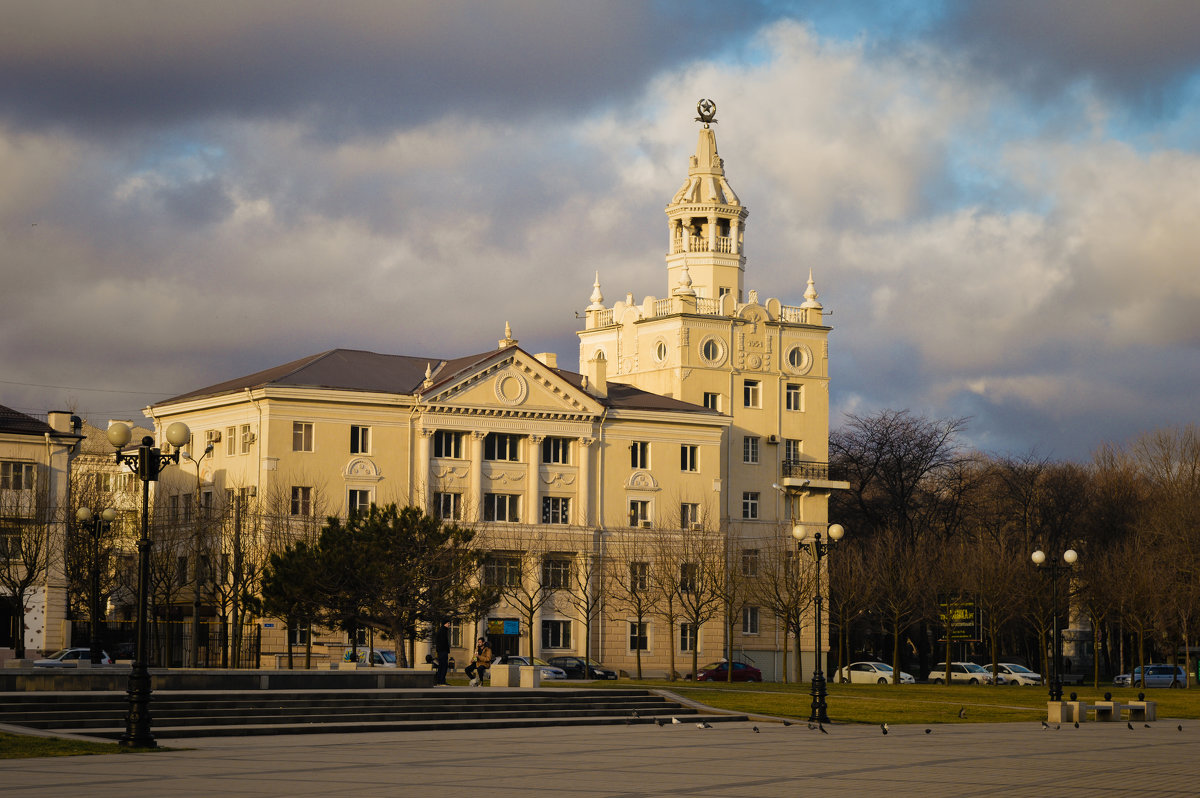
795,522,844,725
75,506,118,665
1031,547,1078,703
106,420,190,749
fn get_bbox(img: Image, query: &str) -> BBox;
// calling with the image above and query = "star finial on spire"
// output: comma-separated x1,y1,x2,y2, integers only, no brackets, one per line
695,98,717,128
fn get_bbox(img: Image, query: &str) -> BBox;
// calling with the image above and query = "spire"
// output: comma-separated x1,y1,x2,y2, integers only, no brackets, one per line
670,99,740,207
673,263,696,296
423,363,434,389
587,272,605,310
498,321,518,349
801,269,823,310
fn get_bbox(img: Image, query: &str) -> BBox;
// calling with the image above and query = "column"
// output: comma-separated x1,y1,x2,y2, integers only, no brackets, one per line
577,437,594,527
417,428,433,513
469,431,485,522
707,213,717,252
528,435,543,525
730,217,741,255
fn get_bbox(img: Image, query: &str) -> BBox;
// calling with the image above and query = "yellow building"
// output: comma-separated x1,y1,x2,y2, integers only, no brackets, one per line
0,406,81,660
148,101,844,679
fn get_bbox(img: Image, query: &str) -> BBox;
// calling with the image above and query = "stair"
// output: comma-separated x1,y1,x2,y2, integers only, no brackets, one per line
0,688,746,739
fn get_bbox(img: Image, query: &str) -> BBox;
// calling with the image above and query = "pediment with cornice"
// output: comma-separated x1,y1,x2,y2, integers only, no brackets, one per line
625,470,660,491
343,457,383,482
422,351,602,420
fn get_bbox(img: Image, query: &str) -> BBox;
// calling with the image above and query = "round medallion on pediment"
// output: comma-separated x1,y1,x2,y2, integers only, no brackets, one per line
494,373,529,406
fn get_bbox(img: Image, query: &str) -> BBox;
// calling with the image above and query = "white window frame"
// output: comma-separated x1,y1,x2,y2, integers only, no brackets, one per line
291,486,312,516
484,493,520,522
743,436,760,464
484,432,521,462
630,440,650,469
226,426,238,456
742,491,760,520
542,619,571,649
680,502,700,530
743,379,761,408
784,439,803,462
742,606,760,635
741,548,759,577
680,444,698,472
240,424,253,455
786,383,803,412
629,499,651,527
703,392,721,411
680,622,698,652
292,421,314,452
629,621,649,652
348,489,371,516
541,556,572,589
630,561,649,592
434,491,462,521
541,436,571,465
541,496,570,525
350,425,370,455
432,430,462,459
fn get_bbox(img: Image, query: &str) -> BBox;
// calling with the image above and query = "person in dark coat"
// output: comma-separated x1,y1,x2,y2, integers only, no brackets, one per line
434,620,452,685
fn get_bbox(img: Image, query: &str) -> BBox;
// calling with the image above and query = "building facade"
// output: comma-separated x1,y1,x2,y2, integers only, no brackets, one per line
145,102,845,678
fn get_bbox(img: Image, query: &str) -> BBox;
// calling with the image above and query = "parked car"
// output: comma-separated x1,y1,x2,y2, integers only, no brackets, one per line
33,648,113,667
545,656,618,680
930,662,994,684
690,661,763,682
346,649,397,667
494,655,568,680
993,663,1041,686
1113,664,1186,688
836,661,916,684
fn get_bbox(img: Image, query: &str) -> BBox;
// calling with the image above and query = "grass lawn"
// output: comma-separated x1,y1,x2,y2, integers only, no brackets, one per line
547,679,1200,726
0,732,148,759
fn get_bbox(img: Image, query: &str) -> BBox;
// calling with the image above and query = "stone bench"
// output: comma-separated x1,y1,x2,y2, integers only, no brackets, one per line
1051,700,1158,723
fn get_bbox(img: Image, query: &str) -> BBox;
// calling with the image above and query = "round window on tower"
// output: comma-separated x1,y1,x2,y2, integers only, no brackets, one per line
655,340,668,364
785,344,813,375
699,337,726,367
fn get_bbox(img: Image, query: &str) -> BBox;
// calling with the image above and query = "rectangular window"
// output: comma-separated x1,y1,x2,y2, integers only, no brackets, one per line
484,493,520,522
541,557,572,589
629,621,649,652
292,422,314,452
741,548,760,577
630,440,649,469
348,489,371,516
784,439,803,462
449,621,463,649
680,622,698,652
240,424,253,454
680,444,698,472
680,503,700,530
742,491,760,520
94,472,112,493
484,554,521,587
742,606,760,635
181,493,194,523
176,555,188,588
434,491,462,521
350,425,370,454
743,436,760,464
679,562,698,593
702,392,721,411
0,461,35,491
432,430,462,459
541,437,571,465
289,625,310,646
629,500,650,527
786,383,803,411
168,494,180,523
484,432,520,461
542,619,571,649
226,426,237,456
743,380,761,408
291,486,312,516
541,496,570,525
630,561,649,592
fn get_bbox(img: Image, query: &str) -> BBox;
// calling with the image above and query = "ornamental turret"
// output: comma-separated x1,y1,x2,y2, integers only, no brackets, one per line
664,99,748,303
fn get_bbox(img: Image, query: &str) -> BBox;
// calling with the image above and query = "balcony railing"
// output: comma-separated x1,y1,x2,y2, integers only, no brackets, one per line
671,235,735,254
781,460,845,482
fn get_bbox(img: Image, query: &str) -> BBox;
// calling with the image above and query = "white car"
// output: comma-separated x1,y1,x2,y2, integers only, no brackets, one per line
836,661,916,684
930,662,994,684
33,647,114,667
994,663,1041,686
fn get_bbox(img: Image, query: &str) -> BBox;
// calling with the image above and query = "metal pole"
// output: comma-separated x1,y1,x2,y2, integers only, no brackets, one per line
89,519,102,665
1050,563,1062,702
809,535,830,724
121,452,156,748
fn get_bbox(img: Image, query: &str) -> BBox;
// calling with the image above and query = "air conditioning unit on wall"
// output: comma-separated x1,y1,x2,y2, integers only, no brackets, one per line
766,434,779,444
639,520,652,529
206,430,222,443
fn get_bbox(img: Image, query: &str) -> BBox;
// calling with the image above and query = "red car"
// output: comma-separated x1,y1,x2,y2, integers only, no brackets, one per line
692,661,762,682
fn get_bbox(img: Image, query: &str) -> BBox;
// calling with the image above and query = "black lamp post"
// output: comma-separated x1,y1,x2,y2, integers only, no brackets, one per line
795,521,844,725
106,420,190,749
75,505,117,665
1031,547,1078,703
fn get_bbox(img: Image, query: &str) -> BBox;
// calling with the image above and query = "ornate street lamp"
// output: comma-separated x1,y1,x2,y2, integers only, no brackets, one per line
794,521,844,725
1031,547,1078,703
75,506,118,665
106,420,190,749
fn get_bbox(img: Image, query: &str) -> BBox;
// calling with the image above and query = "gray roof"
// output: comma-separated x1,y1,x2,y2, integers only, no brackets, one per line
0,404,55,436
155,347,717,417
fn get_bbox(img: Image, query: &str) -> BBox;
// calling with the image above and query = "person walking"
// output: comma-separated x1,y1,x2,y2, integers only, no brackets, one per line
434,620,452,685
464,637,492,687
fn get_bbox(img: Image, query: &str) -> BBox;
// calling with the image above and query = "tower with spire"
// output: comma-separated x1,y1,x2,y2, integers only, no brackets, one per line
579,99,841,534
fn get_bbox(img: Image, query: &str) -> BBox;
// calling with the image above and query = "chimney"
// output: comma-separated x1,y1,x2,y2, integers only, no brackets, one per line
585,351,607,398
535,352,558,368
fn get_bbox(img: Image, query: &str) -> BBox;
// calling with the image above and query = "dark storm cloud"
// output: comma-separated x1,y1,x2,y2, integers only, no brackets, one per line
937,0,1200,113
0,0,774,136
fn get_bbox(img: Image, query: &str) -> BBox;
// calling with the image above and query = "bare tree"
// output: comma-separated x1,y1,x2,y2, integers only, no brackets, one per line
605,529,662,679
0,469,54,659
655,522,725,680
485,524,555,659
748,530,816,683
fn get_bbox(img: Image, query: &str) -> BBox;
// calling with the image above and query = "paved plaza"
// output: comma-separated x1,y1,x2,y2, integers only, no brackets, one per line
2,718,1196,797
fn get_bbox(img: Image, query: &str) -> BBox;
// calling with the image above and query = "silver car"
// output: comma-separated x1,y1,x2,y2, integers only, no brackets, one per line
836,661,916,684
33,647,113,667
930,662,994,684
495,655,568,680
1113,664,1185,688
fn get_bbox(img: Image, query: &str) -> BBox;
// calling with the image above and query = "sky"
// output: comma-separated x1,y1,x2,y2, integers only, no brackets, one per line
2,0,1199,461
